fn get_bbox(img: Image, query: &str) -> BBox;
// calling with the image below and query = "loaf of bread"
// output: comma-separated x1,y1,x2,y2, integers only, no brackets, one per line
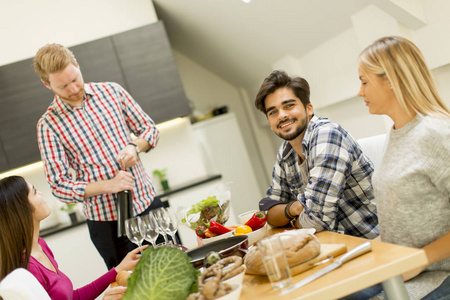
244,232,321,275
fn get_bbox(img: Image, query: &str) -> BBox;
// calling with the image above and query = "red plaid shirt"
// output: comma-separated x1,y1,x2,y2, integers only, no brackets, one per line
37,82,159,221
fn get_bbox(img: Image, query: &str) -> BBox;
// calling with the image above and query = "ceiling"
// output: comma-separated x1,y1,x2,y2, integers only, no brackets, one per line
153,0,371,88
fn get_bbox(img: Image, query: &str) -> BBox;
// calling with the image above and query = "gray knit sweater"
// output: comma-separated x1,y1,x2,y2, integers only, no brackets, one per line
373,115,450,299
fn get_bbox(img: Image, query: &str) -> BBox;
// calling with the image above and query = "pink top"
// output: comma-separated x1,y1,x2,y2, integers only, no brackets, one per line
27,238,117,300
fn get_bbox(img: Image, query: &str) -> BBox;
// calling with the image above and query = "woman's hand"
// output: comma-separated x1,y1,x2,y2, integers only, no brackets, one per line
103,286,127,300
115,245,148,273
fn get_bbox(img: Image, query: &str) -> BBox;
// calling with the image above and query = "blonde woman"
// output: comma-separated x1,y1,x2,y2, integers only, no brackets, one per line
349,36,450,300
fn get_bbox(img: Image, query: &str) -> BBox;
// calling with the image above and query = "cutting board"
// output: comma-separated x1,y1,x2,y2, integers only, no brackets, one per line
290,243,347,276
246,243,347,276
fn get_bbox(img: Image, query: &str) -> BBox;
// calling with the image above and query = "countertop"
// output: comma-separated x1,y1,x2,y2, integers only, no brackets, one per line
40,174,222,237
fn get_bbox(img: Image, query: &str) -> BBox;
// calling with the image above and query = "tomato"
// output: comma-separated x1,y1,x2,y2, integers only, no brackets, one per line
234,225,252,236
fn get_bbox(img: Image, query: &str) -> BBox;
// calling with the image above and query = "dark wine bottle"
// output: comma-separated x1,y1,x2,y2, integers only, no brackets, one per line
117,189,133,237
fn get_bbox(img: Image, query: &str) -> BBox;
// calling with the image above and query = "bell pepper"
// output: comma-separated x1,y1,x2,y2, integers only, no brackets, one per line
244,211,267,231
195,226,207,238
208,220,232,235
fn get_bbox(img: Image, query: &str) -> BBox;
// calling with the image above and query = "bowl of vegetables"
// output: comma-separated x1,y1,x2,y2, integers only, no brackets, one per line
233,223,267,245
233,211,268,245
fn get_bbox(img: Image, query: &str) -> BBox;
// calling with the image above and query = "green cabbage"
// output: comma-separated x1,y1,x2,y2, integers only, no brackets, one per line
123,246,199,300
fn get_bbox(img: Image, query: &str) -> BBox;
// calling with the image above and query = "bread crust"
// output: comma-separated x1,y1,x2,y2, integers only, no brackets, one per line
244,232,321,275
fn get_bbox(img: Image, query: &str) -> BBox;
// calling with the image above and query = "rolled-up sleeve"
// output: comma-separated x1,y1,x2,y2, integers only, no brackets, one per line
117,84,159,151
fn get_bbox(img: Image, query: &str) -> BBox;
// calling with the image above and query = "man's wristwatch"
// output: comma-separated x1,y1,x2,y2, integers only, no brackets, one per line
290,217,299,229
128,142,140,155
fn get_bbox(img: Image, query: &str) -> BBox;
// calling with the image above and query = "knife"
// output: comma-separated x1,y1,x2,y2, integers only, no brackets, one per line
279,241,372,296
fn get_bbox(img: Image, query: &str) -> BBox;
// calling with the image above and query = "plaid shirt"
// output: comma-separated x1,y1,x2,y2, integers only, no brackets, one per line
37,82,159,221
260,115,379,239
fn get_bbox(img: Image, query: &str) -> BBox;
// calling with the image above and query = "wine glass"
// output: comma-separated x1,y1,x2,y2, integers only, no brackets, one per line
164,207,179,244
152,209,170,244
125,217,144,253
139,213,159,248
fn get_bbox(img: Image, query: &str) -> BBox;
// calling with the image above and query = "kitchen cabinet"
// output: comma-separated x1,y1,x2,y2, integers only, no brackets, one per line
70,37,128,88
0,21,190,172
112,22,190,124
0,139,8,171
0,57,54,170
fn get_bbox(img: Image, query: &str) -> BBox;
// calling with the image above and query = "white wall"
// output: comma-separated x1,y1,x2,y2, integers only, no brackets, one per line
172,50,271,193
0,0,158,66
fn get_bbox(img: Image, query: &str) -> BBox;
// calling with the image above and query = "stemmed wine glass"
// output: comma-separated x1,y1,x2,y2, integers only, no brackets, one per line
125,217,144,253
139,213,159,248
152,209,170,244
164,207,179,244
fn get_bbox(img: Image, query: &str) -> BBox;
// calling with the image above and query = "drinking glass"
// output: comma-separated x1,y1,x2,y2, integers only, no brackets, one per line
125,217,144,253
164,207,179,244
152,209,170,243
139,213,159,248
257,235,292,289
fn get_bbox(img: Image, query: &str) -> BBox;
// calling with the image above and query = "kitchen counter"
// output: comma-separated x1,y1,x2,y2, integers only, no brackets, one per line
40,174,222,238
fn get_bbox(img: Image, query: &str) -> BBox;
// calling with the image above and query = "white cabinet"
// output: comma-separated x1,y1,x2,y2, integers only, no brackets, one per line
193,113,262,215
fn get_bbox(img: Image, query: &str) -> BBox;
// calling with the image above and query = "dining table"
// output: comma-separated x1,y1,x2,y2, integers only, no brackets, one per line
240,228,428,300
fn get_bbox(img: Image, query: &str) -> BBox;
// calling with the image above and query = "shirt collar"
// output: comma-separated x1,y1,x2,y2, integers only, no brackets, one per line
281,114,320,160
51,83,93,115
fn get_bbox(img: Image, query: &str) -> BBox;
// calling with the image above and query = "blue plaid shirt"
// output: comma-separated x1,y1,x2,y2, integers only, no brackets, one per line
260,115,379,239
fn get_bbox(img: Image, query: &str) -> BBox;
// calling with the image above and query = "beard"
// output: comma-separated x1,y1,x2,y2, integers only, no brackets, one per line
54,86,85,104
275,116,308,141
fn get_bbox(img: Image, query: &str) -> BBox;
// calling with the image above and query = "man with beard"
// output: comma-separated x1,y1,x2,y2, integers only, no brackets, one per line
254,70,378,239
34,44,164,269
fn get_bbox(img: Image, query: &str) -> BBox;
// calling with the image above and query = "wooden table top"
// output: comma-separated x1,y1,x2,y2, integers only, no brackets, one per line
240,229,428,300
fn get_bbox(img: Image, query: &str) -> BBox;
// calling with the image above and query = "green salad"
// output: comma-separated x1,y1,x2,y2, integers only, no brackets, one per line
182,196,229,230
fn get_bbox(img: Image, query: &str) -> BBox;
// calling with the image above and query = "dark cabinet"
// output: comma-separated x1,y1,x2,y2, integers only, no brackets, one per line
70,37,128,89
0,21,190,173
0,58,54,169
112,22,191,124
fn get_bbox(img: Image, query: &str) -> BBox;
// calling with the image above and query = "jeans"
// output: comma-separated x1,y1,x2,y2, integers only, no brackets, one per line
423,275,450,300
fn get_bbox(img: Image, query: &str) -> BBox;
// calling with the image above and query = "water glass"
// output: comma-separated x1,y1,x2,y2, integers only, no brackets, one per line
257,235,292,289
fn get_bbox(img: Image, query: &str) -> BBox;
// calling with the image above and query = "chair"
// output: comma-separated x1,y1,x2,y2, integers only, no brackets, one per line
0,268,51,300
357,134,387,169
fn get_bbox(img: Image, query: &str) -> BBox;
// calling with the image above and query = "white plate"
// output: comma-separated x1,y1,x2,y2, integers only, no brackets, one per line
216,283,242,300
223,265,246,285
232,223,268,245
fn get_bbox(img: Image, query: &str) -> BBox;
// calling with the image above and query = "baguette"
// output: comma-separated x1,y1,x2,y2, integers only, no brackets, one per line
244,232,320,275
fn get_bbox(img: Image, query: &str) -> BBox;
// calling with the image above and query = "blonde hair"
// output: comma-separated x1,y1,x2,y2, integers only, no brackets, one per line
359,36,450,118
33,43,77,84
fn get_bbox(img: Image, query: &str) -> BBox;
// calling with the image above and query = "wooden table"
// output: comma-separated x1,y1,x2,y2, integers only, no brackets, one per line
241,230,428,300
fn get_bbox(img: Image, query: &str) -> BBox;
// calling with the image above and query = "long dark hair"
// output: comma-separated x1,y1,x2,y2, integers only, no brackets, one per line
0,176,34,281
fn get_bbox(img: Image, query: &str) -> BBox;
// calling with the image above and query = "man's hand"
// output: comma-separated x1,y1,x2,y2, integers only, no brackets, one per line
106,171,135,193
117,145,139,169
